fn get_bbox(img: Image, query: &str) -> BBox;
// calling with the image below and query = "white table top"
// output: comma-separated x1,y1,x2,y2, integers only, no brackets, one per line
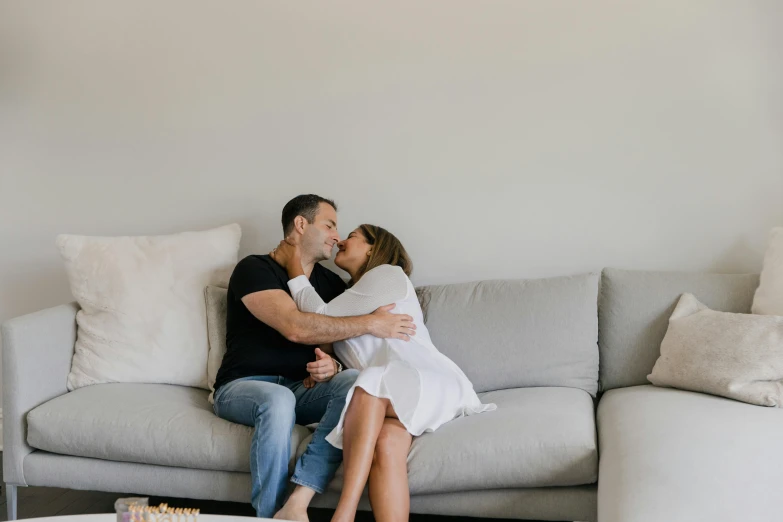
20,515,276,522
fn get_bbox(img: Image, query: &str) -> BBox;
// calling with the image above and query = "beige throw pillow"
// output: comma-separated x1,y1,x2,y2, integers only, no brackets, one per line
648,293,783,407
58,224,241,391
753,227,783,316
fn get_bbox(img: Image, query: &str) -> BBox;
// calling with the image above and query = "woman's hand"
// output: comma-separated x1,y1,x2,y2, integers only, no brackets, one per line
271,239,304,278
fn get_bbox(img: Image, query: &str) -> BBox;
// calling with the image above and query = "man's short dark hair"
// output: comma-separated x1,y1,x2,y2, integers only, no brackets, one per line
281,194,337,236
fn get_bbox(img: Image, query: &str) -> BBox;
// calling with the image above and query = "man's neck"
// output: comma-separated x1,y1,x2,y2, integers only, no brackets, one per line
301,256,318,279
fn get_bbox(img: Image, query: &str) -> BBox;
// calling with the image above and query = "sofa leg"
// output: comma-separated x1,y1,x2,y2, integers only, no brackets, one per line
6,484,18,521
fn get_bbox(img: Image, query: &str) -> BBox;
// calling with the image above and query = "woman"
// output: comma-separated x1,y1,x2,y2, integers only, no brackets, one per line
274,224,496,522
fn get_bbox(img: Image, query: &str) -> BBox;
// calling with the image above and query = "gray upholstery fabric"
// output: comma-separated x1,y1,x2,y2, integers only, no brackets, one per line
416,273,600,395
23,451,596,521
311,485,597,522
24,451,252,503
297,387,597,493
1,302,79,486
597,385,783,522
205,285,228,400
408,387,597,492
27,383,311,473
598,268,759,391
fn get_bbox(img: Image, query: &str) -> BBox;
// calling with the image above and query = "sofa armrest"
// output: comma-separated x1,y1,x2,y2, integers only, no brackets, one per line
2,302,78,485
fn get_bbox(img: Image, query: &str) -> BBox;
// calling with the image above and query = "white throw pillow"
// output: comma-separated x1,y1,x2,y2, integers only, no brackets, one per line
58,224,241,391
753,227,783,316
648,293,783,407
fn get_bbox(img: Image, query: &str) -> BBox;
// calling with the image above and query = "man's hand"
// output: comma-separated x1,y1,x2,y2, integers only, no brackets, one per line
306,347,338,384
368,304,416,341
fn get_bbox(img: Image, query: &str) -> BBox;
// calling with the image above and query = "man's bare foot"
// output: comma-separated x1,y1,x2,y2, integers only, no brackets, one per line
275,484,315,522
273,505,308,522
329,508,355,522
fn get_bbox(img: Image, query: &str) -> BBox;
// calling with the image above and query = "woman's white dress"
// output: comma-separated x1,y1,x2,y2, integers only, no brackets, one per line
288,264,497,449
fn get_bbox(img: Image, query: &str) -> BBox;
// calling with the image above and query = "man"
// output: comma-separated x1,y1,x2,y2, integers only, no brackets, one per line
212,194,416,520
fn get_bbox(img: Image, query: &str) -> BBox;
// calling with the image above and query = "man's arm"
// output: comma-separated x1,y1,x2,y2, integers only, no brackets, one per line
241,289,415,345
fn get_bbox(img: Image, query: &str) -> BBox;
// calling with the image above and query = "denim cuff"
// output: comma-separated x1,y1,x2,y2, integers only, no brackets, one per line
289,476,326,495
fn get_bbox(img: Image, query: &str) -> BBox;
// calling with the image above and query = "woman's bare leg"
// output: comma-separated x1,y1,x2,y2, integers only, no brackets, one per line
332,387,389,522
368,418,413,522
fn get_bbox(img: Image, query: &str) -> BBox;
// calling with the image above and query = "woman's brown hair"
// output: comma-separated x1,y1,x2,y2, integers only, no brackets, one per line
352,224,413,285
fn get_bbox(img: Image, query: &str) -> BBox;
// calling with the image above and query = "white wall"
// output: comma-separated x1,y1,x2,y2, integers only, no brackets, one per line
1,1,782,406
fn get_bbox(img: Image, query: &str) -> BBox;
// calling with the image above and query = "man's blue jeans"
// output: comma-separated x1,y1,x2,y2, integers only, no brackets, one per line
213,369,359,518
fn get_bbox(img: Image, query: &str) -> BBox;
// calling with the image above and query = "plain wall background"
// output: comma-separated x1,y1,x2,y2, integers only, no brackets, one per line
1,1,782,410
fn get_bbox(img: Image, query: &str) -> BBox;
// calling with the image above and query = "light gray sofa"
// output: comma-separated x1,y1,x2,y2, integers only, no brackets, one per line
3,268,782,522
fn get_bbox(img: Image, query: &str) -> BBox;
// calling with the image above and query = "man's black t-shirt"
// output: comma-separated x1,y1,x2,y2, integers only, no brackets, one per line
214,255,346,391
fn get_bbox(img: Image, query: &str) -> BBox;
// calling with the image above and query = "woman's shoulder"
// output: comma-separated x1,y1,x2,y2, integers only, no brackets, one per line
363,264,407,280
354,264,409,293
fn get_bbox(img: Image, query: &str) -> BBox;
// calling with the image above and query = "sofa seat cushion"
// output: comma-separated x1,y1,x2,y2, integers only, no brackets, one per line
27,383,311,473
597,385,783,522
297,387,598,494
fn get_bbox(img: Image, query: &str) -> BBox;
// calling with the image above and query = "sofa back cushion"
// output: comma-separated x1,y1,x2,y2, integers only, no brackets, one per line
205,286,229,402
598,268,759,392
417,273,600,395
206,273,600,396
